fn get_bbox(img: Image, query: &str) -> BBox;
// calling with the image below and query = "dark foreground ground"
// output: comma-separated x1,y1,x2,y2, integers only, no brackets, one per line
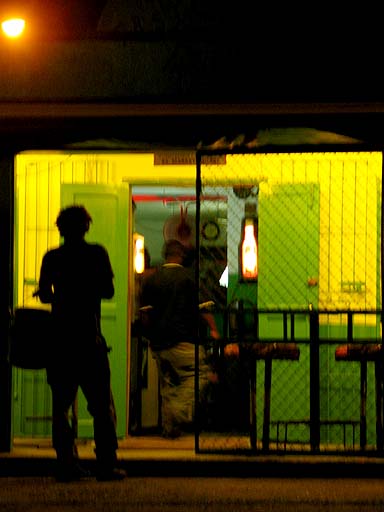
1,475,384,512
2,436,384,511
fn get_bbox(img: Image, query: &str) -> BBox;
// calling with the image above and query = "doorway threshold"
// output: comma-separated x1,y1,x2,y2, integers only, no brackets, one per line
6,435,196,460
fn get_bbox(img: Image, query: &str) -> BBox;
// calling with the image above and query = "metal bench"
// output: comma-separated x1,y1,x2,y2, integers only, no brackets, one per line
335,343,383,450
240,342,300,451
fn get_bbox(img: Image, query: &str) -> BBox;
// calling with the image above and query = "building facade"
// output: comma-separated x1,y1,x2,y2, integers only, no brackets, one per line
1,1,384,453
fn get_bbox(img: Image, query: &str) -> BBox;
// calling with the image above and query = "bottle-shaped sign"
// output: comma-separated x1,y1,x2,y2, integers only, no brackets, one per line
240,217,258,281
133,233,145,274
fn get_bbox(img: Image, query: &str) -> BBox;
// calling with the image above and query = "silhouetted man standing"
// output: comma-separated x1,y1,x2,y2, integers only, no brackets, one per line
35,205,125,482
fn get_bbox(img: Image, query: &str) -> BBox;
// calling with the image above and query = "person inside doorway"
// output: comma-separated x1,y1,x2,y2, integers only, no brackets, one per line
34,205,126,482
140,239,219,438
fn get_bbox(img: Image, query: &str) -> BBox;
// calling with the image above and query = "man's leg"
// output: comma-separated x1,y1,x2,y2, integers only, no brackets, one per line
80,347,125,480
172,343,210,419
155,343,210,436
49,380,87,481
152,350,183,437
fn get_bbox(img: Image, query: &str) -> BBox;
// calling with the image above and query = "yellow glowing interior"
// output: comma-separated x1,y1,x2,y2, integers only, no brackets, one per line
15,152,197,308
201,151,382,320
15,151,382,325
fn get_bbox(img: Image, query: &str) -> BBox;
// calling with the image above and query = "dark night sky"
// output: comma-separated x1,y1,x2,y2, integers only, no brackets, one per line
1,1,382,104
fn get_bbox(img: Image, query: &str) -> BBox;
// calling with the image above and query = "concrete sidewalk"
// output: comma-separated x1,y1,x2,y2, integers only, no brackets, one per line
2,436,384,478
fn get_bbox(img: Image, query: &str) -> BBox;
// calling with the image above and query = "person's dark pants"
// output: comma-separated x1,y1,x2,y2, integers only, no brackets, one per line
47,342,118,471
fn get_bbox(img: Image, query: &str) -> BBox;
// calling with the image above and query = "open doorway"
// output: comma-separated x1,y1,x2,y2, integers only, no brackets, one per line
129,185,228,435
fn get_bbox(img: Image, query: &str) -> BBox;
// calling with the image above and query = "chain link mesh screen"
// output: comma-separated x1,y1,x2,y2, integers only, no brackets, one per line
197,151,382,453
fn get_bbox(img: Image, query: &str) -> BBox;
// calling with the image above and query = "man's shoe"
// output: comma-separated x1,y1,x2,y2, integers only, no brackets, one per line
55,463,91,482
96,468,127,482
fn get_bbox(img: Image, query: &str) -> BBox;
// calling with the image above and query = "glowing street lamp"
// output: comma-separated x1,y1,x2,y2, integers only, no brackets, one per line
1,17,25,38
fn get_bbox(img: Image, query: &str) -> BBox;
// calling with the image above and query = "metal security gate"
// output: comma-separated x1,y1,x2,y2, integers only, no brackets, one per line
195,149,383,454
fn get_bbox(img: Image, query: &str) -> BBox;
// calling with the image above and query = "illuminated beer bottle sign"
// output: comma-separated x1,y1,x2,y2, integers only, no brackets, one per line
241,218,258,281
133,233,145,274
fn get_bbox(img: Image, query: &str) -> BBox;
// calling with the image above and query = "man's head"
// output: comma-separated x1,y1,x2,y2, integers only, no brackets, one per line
163,239,187,263
56,205,92,240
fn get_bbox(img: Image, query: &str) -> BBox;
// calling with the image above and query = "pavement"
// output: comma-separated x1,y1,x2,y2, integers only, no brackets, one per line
3,474,384,512
3,437,384,512
2,435,384,479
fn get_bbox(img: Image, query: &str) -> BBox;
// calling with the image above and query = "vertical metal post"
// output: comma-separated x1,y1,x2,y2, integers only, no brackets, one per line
262,358,272,451
249,357,257,451
283,312,288,341
0,154,14,452
375,360,383,450
347,311,353,342
381,152,384,332
309,310,320,452
290,313,295,341
194,150,202,453
381,152,384,453
249,307,258,450
360,360,367,450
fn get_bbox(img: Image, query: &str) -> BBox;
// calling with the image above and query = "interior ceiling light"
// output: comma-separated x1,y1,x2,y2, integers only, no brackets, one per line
1,17,25,38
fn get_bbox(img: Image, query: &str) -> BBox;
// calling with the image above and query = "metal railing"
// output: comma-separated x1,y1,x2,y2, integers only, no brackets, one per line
197,306,384,455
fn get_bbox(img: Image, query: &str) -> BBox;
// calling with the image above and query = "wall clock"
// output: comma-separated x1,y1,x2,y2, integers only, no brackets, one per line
202,220,220,241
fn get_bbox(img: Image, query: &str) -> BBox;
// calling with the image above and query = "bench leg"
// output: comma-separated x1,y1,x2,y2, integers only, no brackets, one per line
262,359,272,451
360,361,367,450
375,360,384,450
249,360,257,450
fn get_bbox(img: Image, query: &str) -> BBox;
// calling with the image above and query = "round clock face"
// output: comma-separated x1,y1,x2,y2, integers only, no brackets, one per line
202,220,220,241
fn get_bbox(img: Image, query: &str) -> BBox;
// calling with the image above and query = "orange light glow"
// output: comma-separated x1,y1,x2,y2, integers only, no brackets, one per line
1,18,25,38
